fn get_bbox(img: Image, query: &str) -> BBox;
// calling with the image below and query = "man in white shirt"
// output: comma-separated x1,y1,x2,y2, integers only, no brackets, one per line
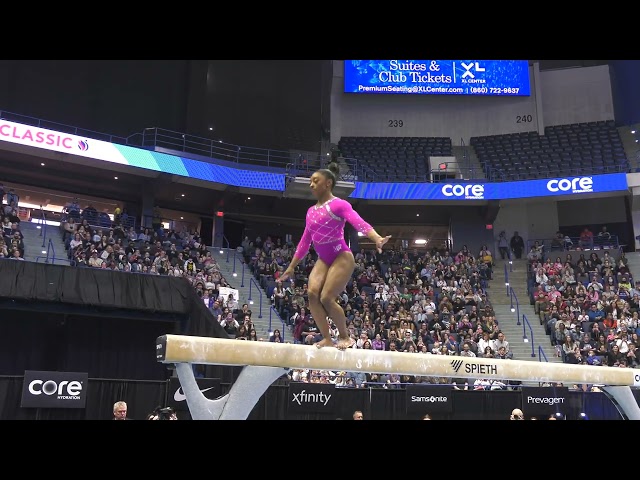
492,332,510,354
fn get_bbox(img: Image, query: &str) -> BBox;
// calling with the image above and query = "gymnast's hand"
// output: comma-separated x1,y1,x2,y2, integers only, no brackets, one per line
279,268,295,283
375,235,392,253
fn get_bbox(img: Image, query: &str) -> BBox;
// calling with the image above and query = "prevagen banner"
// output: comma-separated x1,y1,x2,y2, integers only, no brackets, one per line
0,119,285,191
349,174,629,200
344,60,531,96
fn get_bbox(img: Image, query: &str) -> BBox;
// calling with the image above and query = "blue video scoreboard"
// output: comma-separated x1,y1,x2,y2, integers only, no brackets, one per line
344,60,531,96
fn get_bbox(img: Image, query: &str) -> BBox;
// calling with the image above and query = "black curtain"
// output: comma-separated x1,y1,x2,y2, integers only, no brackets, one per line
0,310,176,380
0,259,229,340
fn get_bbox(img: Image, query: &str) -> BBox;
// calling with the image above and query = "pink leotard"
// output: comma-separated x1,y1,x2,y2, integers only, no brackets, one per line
293,197,373,265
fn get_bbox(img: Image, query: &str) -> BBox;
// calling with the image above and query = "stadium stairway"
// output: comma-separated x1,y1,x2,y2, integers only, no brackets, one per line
623,251,640,285
211,247,284,340
21,221,69,265
488,258,560,366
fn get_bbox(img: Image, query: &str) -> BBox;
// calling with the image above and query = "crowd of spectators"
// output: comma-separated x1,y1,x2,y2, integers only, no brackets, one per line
239,233,521,389
528,235,640,370
58,206,252,324
0,184,24,260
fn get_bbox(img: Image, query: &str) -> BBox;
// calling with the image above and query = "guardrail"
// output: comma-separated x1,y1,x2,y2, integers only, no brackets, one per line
526,235,620,253
231,251,245,288
248,277,263,318
508,287,521,326
504,264,537,357
522,314,536,358
3,108,629,185
538,345,549,363
221,236,231,263
39,205,47,248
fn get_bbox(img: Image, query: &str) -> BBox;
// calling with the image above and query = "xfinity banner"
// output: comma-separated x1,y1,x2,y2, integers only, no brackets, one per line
406,384,453,414
521,386,569,415
350,173,628,201
344,60,531,96
288,382,336,414
21,370,88,409
167,377,222,412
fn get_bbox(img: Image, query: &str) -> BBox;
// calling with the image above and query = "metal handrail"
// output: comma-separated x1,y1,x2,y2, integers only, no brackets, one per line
46,238,54,264
522,314,536,357
2,108,629,185
527,235,620,253
39,205,46,248
221,236,231,263
504,263,509,295
538,345,549,363
508,287,521,326
248,277,263,318
231,251,245,288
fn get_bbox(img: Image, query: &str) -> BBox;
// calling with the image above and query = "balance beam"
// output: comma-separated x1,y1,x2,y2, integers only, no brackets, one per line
156,334,640,420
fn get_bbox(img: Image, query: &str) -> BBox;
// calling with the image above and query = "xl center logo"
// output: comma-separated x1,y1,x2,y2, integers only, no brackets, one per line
546,177,593,194
461,62,485,79
441,184,484,199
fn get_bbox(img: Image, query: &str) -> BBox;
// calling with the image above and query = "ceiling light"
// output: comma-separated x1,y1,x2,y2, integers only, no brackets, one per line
181,194,185,197
247,197,251,200
416,213,420,217
414,239,427,245
114,176,118,180
41,162,45,166
180,216,184,220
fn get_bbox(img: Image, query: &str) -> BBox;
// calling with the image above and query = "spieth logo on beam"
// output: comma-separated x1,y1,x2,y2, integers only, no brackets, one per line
451,359,498,375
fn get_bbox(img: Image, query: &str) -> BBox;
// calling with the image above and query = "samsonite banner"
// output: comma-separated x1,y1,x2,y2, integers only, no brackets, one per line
405,384,453,414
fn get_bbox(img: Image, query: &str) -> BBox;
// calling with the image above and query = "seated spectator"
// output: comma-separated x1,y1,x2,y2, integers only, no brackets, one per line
269,329,283,343
550,231,565,251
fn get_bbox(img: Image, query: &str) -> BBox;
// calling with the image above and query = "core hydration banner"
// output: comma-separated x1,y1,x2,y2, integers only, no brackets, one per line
344,60,531,96
20,370,89,409
350,173,629,201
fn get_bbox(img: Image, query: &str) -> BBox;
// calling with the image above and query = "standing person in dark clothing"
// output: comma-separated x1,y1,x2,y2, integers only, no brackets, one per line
510,231,525,260
496,231,509,260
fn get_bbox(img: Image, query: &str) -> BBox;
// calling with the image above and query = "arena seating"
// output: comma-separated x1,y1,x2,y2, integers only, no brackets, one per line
1,190,25,260
338,136,453,181
471,120,628,181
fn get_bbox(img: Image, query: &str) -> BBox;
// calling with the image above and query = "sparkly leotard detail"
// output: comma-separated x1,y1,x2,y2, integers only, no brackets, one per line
293,197,373,262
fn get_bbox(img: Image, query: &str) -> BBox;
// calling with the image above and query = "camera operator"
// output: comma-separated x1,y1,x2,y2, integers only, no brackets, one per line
147,406,178,420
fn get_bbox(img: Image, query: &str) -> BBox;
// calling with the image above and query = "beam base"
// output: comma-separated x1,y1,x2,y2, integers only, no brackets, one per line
175,362,290,420
601,386,640,420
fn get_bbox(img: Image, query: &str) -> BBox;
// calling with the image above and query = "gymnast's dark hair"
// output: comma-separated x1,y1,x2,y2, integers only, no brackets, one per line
318,161,340,191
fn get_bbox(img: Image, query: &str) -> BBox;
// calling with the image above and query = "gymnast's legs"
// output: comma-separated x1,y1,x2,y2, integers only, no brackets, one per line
320,250,356,350
306,258,333,348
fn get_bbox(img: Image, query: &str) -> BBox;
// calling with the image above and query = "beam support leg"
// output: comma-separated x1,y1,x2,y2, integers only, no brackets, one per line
601,386,640,420
175,362,290,420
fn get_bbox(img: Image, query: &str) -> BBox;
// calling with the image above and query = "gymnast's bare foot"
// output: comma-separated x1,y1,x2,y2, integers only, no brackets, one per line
315,338,335,349
336,335,355,351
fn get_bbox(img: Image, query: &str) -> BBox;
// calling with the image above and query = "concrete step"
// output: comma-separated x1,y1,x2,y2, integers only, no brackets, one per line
488,259,561,364
20,221,68,265
210,248,284,339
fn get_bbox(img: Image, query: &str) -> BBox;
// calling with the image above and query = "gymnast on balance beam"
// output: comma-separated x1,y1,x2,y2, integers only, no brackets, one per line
279,160,390,351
